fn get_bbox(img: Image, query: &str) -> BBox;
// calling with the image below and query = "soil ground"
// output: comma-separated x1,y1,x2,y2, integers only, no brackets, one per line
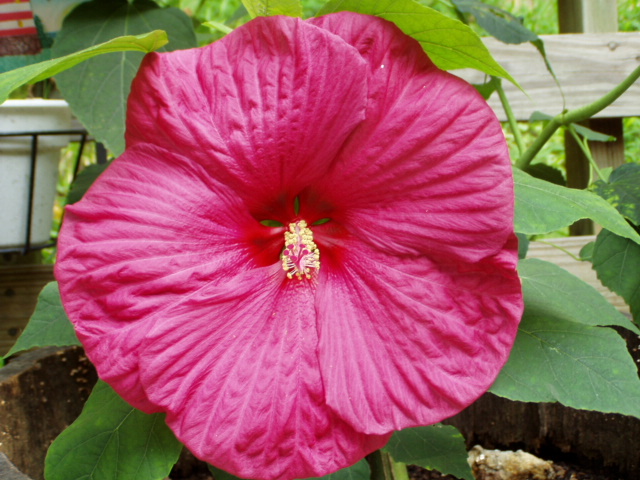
168,455,622,480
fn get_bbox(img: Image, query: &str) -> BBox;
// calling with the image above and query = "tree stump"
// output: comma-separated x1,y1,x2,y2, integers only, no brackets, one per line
0,346,97,480
445,329,640,480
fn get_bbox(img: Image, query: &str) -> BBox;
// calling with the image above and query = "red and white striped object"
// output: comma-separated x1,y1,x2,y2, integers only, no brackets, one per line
0,0,37,38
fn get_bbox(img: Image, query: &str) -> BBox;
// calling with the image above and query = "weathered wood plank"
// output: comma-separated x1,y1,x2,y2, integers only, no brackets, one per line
0,266,54,356
456,32,640,121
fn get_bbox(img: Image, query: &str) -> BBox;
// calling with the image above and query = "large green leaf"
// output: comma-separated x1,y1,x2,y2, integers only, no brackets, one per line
519,258,639,334
4,282,80,359
514,168,640,244
490,313,640,419
591,229,640,322
0,31,167,104
383,425,473,480
318,0,515,83
45,380,183,480
241,0,303,17
53,0,197,156
590,163,640,226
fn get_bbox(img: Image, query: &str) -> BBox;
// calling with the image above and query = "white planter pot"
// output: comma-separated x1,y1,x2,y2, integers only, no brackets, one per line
0,99,72,250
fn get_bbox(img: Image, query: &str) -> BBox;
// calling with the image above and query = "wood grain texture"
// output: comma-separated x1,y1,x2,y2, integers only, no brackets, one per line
0,266,54,356
445,388,640,480
0,347,97,480
456,32,640,121
558,0,619,34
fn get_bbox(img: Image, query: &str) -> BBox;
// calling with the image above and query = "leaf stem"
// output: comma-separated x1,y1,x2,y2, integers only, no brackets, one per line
515,63,640,170
392,461,410,480
567,125,606,183
366,450,396,480
495,77,525,156
514,116,560,170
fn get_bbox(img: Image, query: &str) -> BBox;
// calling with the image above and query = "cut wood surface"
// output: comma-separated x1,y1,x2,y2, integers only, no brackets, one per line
446,389,640,480
0,346,97,480
527,235,629,314
0,265,54,356
456,32,640,121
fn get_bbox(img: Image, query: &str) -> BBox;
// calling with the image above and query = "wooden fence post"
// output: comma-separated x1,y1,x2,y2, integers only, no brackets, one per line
558,0,625,235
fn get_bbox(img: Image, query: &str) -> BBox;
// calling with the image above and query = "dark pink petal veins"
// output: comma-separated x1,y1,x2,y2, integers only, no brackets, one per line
305,13,522,432
54,10,524,480
55,145,259,411
125,15,368,220
309,13,515,263
316,234,522,434
138,269,389,479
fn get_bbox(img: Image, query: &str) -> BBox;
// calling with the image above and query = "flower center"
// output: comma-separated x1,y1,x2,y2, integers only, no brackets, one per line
281,220,320,280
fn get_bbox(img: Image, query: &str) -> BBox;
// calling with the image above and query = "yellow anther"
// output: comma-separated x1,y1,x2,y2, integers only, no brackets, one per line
281,220,320,280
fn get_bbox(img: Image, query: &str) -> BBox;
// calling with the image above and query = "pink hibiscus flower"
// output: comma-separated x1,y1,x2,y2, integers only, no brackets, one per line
55,11,523,480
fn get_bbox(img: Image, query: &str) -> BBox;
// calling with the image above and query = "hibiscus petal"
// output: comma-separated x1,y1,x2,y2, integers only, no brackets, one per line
137,268,389,479
309,13,514,262
125,16,368,221
316,234,522,434
55,144,266,411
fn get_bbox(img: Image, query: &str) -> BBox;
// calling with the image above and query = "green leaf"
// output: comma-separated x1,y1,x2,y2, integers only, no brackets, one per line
67,162,112,205
523,163,565,186
516,232,529,259
490,313,640,419
591,229,640,322
0,31,168,104
451,1,559,94
208,465,244,480
318,0,515,83
473,75,500,100
45,380,183,480
451,1,560,92
384,425,473,480
590,163,640,225
514,168,640,244
53,0,197,156
208,458,370,480
519,258,639,334
572,123,616,142
308,459,370,480
580,240,595,261
241,0,303,17
452,0,536,44
4,282,80,359
528,111,553,122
